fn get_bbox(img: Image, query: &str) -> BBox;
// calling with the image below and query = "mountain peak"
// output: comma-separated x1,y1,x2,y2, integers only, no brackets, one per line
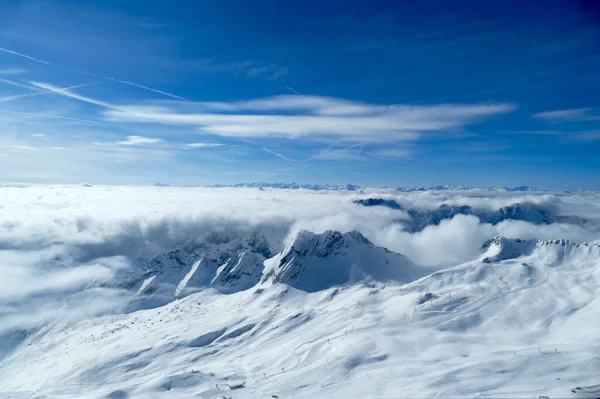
285,229,373,259
262,229,423,292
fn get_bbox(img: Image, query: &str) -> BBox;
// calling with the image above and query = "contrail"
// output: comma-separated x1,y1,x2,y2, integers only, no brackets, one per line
324,143,364,157
284,85,301,95
0,81,99,102
0,47,52,65
0,46,188,101
0,78,42,92
0,109,106,125
78,70,98,77
262,147,296,162
29,81,122,111
116,79,189,101
319,139,342,158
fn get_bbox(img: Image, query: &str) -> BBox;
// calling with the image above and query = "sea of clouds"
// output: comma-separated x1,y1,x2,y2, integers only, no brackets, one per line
1,184,599,352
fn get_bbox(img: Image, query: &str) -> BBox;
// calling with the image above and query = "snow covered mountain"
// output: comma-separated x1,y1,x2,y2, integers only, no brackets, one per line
262,230,424,292
116,231,272,304
207,182,362,191
482,235,600,264
119,229,423,299
2,231,599,398
202,182,538,192
394,184,539,192
354,198,587,231
3,185,600,398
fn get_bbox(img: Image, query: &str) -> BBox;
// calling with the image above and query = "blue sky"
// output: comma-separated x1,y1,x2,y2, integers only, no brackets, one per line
0,0,599,189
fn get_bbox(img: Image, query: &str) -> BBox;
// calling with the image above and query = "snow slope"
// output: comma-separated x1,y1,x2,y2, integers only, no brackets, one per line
1,231,600,398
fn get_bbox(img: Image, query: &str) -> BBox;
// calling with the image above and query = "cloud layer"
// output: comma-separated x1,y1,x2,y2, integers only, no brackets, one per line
1,185,599,342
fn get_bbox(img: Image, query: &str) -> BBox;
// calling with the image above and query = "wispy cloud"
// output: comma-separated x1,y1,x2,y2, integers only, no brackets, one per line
0,68,29,76
10,145,36,150
502,129,564,135
21,81,515,144
101,96,515,143
184,143,224,149
573,130,600,142
9,145,67,151
186,95,388,115
246,66,271,77
532,108,600,122
117,136,163,146
266,67,289,81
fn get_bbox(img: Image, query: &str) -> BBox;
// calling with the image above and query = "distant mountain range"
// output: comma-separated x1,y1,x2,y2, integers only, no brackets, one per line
354,198,588,231
155,182,542,192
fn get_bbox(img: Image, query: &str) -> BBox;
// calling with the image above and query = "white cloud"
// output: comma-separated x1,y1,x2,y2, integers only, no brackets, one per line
532,108,600,121
20,80,515,143
19,79,515,144
117,135,163,146
101,97,515,143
